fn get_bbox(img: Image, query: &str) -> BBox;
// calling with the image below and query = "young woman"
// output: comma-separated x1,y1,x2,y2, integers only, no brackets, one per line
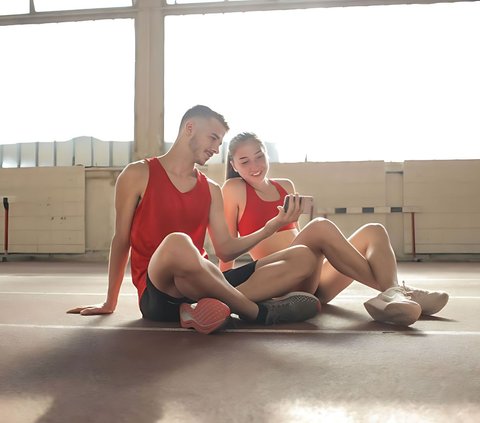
220,132,449,326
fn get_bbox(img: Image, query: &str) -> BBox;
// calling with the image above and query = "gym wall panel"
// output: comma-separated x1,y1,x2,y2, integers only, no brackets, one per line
269,161,387,209
404,160,480,254
0,166,85,254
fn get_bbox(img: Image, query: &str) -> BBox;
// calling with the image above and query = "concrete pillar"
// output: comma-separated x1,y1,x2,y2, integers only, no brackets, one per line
134,0,164,160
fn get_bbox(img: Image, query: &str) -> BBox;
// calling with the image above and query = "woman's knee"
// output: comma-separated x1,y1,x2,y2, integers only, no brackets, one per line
362,223,390,241
299,218,341,249
308,217,339,234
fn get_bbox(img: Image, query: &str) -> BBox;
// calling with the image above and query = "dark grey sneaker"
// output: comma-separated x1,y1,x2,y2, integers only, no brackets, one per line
259,292,321,325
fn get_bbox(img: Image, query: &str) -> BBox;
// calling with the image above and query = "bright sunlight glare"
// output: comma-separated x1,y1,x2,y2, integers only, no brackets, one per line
164,2,480,162
1,2,479,163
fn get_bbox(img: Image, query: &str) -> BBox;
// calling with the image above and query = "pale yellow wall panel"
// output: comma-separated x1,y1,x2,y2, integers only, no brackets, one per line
416,228,480,245
8,215,84,231
49,230,84,245
8,216,49,231
85,172,117,252
3,161,479,258
5,201,84,218
9,230,39,245
316,185,386,208
404,183,479,213
64,201,85,216
414,244,480,254
414,213,480,229
36,244,84,254
269,162,387,209
404,160,480,253
404,160,480,183
0,166,85,254
49,188,85,203
11,245,40,253
40,202,84,217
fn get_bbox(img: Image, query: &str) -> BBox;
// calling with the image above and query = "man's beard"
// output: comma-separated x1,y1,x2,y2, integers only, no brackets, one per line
189,136,209,166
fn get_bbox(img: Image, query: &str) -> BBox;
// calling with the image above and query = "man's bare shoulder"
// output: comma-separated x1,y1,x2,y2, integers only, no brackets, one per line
117,159,147,179
204,175,220,189
205,177,223,202
122,159,148,175
116,160,149,191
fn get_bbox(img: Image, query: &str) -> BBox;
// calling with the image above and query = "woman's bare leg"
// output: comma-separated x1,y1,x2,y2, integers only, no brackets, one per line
291,220,398,303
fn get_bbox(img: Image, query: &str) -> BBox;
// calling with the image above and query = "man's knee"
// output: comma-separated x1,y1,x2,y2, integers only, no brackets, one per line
151,232,201,271
286,245,317,278
160,232,195,255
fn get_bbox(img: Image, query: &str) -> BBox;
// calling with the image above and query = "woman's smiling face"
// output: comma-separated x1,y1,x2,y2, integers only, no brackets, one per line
230,138,269,184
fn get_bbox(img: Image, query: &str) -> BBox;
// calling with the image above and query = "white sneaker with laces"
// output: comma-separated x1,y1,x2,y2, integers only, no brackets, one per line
364,285,422,326
401,281,449,315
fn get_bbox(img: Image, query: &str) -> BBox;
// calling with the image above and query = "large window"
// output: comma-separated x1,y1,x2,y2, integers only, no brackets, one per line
165,2,480,162
0,19,134,145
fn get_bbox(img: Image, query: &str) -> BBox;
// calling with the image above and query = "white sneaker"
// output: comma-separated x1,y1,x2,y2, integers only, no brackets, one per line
364,286,422,326
401,281,449,315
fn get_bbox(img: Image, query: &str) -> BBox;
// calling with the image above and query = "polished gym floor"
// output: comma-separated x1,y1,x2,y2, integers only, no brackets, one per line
0,260,479,423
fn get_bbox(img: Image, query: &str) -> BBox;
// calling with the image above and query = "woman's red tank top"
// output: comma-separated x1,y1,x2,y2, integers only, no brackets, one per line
130,158,211,300
237,179,296,236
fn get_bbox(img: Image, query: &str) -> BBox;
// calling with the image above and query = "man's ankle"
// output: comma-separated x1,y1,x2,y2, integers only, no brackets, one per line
254,303,268,324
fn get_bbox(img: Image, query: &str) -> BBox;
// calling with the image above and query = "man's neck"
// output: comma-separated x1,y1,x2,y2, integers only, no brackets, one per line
159,146,196,178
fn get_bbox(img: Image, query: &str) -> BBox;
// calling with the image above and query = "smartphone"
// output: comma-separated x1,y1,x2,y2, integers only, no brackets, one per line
283,195,314,214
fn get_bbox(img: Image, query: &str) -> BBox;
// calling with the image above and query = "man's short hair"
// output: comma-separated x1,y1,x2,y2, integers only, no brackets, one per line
179,105,229,132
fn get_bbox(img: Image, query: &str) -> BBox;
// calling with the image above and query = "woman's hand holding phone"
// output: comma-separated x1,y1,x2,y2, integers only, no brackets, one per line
283,195,314,214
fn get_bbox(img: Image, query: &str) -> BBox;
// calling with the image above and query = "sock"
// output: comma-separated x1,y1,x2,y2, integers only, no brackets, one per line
254,303,268,324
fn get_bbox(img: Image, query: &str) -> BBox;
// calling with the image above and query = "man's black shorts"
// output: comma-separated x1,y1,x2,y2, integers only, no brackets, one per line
139,260,257,322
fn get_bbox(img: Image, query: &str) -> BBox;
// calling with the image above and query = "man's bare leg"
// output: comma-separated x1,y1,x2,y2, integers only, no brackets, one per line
148,233,320,328
235,245,318,302
148,232,259,320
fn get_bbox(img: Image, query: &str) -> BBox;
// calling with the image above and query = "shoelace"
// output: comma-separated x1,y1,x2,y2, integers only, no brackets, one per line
402,281,431,296
401,281,413,294
266,301,291,324
389,282,413,299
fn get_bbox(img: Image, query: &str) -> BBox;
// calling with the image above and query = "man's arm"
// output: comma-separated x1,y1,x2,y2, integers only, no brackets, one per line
218,179,242,271
67,162,146,315
208,181,302,263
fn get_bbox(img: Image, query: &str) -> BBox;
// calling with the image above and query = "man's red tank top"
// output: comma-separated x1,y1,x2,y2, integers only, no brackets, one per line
237,179,296,236
129,158,211,300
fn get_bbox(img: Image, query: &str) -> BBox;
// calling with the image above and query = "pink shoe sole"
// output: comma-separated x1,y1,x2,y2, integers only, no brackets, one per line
180,298,231,334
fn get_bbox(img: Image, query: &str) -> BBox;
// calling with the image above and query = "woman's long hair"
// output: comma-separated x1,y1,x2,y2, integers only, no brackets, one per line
225,132,266,180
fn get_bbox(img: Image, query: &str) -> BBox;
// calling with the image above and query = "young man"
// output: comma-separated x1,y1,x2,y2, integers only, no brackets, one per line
68,105,320,334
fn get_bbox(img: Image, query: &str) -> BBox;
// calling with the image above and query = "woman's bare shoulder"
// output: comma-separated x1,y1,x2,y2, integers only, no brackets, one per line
272,178,295,193
222,177,246,192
